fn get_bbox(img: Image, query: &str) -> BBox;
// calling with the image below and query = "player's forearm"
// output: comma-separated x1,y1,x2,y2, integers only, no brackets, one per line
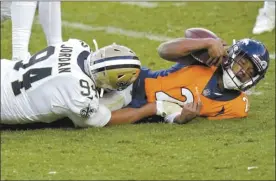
164,112,196,124
106,103,157,126
157,38,212,60
173,114,196,124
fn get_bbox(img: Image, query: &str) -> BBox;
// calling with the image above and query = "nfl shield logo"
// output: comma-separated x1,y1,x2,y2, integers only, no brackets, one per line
203,89,211,96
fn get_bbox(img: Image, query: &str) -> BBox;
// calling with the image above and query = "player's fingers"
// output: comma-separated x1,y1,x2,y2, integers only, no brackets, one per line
224,46,229,55
207,49,213,57
212,57,220,66
187,102,194,108
215,40,223,54
215,47,222,57
188,102,196,111
196,101,203,115
181,105,186,114
218,45,225,57
183,102,190,109
221,39,228,46
189,101,196,110
194,101,200,110
224,45,230,50
220,46,225,56
206,57,215,66
215,56,223,67
213,47,221,57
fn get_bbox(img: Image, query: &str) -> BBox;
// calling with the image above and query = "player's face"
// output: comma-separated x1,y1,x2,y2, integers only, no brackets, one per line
232,57,255,83
231,56,256,83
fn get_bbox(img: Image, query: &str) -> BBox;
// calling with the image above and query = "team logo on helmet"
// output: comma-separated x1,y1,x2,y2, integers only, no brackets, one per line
241,39,250,45
252,54,268,71
203,89,211,96
116,81,130,91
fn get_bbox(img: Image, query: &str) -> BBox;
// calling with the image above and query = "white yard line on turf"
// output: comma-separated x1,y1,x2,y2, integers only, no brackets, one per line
269,53,275,60
172,2,187,7
62,21,275,60
62,21,173,42
119,2,186,8
245,90,263,96
120,2,158,8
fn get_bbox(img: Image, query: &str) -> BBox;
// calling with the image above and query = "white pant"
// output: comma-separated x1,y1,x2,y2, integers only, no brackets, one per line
0,1,11,22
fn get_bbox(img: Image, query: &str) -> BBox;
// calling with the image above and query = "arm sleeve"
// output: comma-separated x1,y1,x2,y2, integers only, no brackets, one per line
51,75,111,128
52,92,112,128
207,93,249,120
67,104,111,128
64,80,112,127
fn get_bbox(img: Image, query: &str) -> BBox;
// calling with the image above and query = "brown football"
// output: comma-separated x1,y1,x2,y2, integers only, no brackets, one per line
184,27,219,64
184,27,218,39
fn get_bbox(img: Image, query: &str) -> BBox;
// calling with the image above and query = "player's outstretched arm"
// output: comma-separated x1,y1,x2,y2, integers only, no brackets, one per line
157,38,225,63
158,38,211,60
106,101,200,126
106,103,157,126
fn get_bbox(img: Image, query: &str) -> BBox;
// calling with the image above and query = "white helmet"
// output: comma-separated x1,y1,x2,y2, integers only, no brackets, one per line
89,43,141,91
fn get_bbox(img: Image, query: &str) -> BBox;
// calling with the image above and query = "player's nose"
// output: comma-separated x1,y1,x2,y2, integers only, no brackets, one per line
236,69,246,81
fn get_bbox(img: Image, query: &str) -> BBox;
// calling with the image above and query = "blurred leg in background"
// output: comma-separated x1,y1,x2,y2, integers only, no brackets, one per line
11,1,37,61
0,1,12,22
38,1,62,46
253,1,275,35
11,1,62,61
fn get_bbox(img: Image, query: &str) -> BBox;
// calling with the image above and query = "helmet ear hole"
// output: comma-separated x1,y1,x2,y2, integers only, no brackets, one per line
114,49,120,51
117,74,124,79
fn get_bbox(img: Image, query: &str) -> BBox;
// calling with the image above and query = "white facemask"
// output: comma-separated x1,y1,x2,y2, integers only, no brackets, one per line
222,68,243,90
222,47,244,90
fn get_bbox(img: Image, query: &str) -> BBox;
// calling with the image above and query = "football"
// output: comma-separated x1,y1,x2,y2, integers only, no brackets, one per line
184,27,219,64
184,27,218,39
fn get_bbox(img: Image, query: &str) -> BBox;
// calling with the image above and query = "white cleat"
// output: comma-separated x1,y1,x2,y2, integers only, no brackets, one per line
252,8,275,35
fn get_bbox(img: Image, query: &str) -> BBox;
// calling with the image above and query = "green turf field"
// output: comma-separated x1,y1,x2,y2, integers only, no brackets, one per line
1,2,275,180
